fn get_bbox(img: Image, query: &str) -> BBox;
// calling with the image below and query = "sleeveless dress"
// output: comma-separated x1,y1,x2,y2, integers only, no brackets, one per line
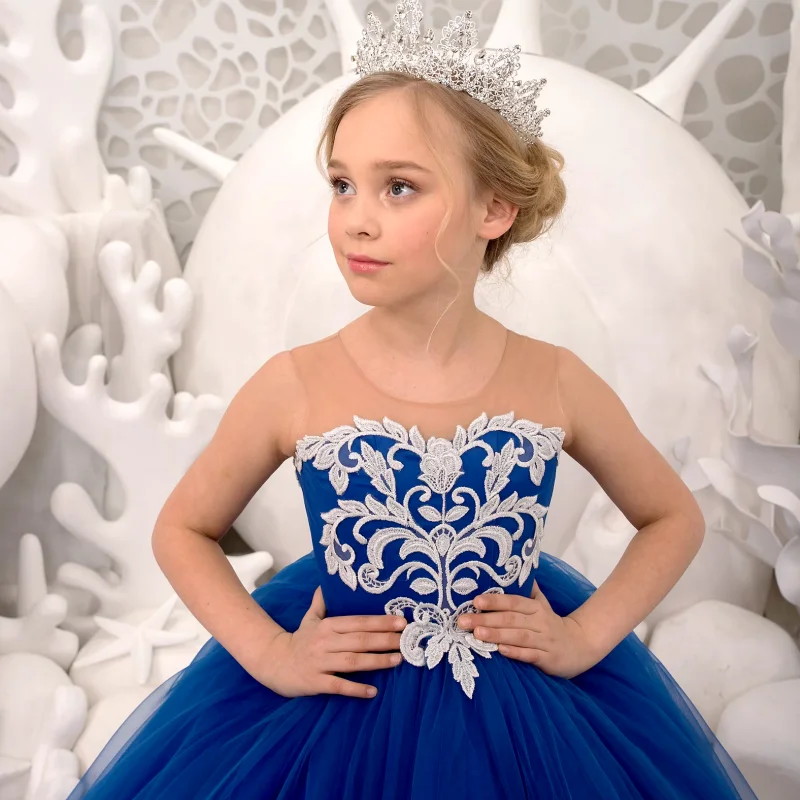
66,330,756,799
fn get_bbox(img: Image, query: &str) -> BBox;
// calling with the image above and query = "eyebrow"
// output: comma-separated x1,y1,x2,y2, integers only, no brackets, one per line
327,158,433,174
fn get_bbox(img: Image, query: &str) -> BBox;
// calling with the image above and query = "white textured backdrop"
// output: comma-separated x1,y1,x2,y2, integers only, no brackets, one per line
2,0,786,259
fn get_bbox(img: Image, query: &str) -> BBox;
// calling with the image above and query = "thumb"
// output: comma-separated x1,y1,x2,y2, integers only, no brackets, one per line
306,585,327,620
531,580,553,611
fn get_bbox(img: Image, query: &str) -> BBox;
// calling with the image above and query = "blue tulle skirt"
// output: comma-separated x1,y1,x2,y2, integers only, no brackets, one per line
67,552,755,799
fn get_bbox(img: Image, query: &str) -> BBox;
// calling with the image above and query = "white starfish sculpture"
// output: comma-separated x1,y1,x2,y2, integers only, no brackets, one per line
72,594,197,684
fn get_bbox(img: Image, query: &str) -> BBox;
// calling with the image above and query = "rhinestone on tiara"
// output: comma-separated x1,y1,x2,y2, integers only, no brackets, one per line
351,0,550,144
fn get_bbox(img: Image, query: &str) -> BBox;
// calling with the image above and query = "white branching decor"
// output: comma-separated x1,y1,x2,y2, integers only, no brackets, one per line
36,242,224,617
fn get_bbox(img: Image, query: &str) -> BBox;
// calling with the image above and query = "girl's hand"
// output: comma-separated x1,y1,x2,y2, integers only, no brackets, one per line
255,586,407,699
457,581,602,679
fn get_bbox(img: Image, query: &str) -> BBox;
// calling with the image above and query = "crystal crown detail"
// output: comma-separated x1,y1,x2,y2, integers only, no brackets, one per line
351,0,550,144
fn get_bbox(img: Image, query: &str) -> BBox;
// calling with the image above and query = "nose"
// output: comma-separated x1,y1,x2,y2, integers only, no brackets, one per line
341,193,380,239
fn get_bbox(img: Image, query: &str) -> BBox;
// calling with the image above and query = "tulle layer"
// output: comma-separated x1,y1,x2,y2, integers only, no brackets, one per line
67,552,755,800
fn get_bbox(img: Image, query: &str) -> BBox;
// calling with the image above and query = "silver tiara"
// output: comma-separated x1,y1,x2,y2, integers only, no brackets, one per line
351,0,550,144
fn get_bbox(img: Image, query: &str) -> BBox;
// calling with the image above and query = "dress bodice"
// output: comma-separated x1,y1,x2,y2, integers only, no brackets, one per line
290,329,566,698
67,325,757,800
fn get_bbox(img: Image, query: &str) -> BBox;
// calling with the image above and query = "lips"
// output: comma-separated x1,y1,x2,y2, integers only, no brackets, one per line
346,255,388,265
346,255,390,273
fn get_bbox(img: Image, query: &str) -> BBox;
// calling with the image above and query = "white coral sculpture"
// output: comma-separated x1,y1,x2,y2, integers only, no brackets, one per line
683,204,800,610
35,241,225,619
0,534,78,669
0,0,112,215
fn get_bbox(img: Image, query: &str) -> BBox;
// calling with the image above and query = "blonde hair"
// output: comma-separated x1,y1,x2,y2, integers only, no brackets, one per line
316,71,567,343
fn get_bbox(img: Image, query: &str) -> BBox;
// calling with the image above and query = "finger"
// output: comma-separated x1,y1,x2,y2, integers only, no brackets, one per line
461,611,532,630
496,643,547,665
328,614,407,634
307,586,326,619
474,593,529,612
322,674,380,699
328,631,403,653
328,651,404,672
473,626,537,648
530,580,553,611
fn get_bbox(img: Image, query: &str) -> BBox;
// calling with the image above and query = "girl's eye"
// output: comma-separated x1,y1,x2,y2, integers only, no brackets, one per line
329,177,352,195
327,177,415,198
387,179,415,197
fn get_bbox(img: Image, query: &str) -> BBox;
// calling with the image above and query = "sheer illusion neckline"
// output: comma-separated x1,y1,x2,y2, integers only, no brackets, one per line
334,327,512,408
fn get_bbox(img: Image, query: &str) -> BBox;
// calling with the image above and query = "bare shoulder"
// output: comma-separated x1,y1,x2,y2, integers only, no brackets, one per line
553,345,615,453
155,349,307,540
553,345,703,530
507,331,566,430
238,348,308,458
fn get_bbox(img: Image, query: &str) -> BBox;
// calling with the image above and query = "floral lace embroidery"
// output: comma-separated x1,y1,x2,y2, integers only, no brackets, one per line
295,411,564,698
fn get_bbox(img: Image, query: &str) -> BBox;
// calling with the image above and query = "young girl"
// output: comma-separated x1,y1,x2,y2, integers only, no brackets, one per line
67,3,757,798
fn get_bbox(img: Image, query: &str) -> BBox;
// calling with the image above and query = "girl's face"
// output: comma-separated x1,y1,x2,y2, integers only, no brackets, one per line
326,90,500,309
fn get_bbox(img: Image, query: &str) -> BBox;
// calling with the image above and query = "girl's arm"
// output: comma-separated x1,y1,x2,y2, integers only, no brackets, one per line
151,350,305,676
555,344,706,657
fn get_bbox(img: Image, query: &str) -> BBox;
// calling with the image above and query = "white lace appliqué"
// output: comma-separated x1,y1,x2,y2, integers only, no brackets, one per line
295,411,564,698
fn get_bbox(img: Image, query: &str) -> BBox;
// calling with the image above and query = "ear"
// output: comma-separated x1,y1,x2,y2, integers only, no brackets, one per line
477,192,518,241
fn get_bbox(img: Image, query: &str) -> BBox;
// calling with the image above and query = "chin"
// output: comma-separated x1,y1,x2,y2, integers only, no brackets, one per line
344,283,394,308
339,262,441,308
340,275,409,308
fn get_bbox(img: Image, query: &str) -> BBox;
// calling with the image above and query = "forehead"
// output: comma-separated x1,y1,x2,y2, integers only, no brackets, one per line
330,90,460,171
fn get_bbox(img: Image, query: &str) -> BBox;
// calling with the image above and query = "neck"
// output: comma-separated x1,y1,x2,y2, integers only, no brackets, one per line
359,303,498,365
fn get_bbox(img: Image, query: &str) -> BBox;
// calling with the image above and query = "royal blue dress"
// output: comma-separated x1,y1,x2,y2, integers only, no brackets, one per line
66,334,757,799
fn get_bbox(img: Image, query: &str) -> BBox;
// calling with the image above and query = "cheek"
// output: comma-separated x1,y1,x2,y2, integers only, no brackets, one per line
328,203,341,233
400,202,451,248
406,217,464,265
401,225,435,255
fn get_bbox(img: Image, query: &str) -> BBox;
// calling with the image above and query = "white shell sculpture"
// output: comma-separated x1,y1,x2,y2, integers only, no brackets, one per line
164,1,800,606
